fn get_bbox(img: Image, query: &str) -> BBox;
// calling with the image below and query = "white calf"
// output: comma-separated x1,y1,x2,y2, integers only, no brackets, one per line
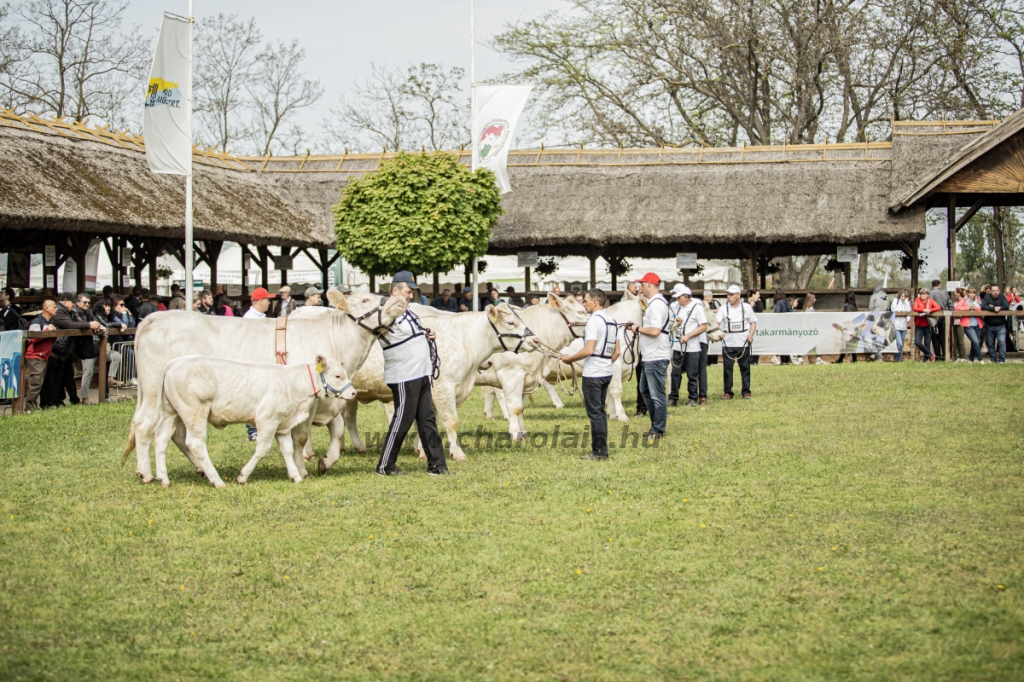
152,355,356,487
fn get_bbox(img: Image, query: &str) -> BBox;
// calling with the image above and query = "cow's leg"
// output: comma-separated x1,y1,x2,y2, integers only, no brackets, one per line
433,384,465,460
182,421,225,488
482,386,496,420
316,413,350,474
132,402,157,483
344,400,368,454
170,421,207,476
609,364,628,422
276,431,304,484
152,414,179,487
495,388,510,420
503,374,527,442
292,432,310,479
542,378,565,409
237,426,277,484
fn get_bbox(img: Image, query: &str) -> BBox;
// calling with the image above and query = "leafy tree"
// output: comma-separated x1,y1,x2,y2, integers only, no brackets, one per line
334,152,503,277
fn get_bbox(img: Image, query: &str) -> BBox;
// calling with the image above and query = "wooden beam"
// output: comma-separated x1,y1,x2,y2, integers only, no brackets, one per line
947,194,957,282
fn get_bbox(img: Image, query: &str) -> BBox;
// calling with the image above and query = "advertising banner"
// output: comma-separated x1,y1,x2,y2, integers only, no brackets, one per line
708,311,899,355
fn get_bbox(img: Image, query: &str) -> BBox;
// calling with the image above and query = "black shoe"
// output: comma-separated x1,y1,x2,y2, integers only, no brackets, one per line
580,452,609,460
668,398,678,407
742,392,752,400
699,397,707,406
427,467,452,476
687,399,698,407
634,409,647,417
377,468,406,476
722,393,733,400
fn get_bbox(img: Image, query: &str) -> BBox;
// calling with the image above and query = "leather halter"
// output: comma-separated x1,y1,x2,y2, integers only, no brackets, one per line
347,298,398,337
489,307,535,353
307,363,351,398
559,310,587,339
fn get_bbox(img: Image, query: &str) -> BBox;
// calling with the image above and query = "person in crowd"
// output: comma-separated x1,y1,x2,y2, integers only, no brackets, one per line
929,279,951,360
799,293,827,365
772,288,793,365
43,293,100,407
956,287,985,363
459,286,474,312
84,298,126,400
488,288,504,306
375,271,450,476
241,287,276,441
561,288,620,460
506,286,525,307
303,286,323,309
748,289,764,313
111,295,135,332
626,282,638,297
1007,286,1021,307
195,290,214,314
551,285,562,297
835,291,860,364
704,290,719,366
668,284,708,407
525,294,542,308
214,292,237,317
273,285,299,317
625,273,670,443
718,284,757,399
431,288,459,313
869,284,889,313
168,283,187,310
889,289,913,362
136,293,158,320
949,288,967,360
125,286,143,318
912,287,942,362
0,288,24,330
981,284,1010,364
3,287,21,317
72,293,100,404
668,284,686,407
23,299,58,413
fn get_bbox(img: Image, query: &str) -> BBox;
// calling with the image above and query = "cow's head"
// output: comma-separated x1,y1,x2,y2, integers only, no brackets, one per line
487,302,540,353
832,321,868,342
548,292,589,333
315,354,357,400
329,290,407,334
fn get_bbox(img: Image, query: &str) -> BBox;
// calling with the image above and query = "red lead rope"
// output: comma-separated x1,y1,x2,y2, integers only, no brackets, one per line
306,364,318,397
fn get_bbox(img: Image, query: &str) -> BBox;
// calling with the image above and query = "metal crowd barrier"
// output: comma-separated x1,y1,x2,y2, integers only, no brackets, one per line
109,341,136,397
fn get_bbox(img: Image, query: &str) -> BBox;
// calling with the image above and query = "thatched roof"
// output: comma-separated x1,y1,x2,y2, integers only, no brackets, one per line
889,120,1001,211
0,116,333,247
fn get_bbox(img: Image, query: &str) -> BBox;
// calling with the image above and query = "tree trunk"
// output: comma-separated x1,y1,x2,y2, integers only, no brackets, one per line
993,206,1007,289
856,252,869,288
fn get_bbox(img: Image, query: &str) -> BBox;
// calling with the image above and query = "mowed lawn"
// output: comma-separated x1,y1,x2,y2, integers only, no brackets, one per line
1,362,1022,681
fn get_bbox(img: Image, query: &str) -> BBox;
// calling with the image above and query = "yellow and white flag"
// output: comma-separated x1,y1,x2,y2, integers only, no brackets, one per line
144,14,191,175
474,85,532,193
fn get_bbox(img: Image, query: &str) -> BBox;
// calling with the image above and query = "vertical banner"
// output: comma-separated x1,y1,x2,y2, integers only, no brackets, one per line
144,14,192,175
474,85,532,193
0,330,23,399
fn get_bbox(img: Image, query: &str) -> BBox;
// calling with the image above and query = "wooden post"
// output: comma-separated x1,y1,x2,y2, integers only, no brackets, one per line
204,240,223,294
944,311,953,363
589,255,597,289
241,247,249,296
279,246,291,287
433,271,440,298
257,246,270,289
13,333,27,414
843,262,852,289
911,244,920,291
320,249,331,291
147,251,158,293
98,334,107,400
947,194,957,282
370,273,376,294
525,266,532,293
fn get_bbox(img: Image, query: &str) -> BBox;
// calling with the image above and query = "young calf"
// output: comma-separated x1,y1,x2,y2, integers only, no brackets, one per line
152,355,356,487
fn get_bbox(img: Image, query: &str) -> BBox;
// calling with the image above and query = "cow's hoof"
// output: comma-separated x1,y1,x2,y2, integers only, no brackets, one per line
484,415,493,421
236,476,247,485
137,472,153,484
452,452,467,461
213,481,226,489
195,469,207,478
417,452,427,460
159,479,170,488
303,453,316,463
300,469,309,479
317,458,329,475
355,448,367,455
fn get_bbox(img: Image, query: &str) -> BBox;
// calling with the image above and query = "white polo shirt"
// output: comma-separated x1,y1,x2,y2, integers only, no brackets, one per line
639,294,671,362
582,309,617,378
379,310,432,384
717,302,757,348
242,307,266,319
674,299,708,353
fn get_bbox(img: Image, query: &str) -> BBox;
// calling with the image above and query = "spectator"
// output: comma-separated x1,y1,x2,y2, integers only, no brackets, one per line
3,287,21,318
704,290,719,311
626,282,638,297
506,286,525,307
126,286,143,318
136,294,159,320
213,292,238,316
950,288,967,360
956,287,985,363
772,288,793,365
889,288,913,363
44,293,100,407
981,284,1010,364
0,288,25,330
525,294,541,307
1007,286,1021,352
101,285,113,300
195,290,214,314
110,296,135,335
273,285,298,317
23,299,59,413
72,293,101,404
929,279,951,360
303,286,323,308
551,285,562,297
912,287,942,362
488,288,504,306
836,291,860,364
459,286,474,312
747,289,764,313
168,283,187,310
431,288,459,313
85,299,125,400
869,284,889,313
800,293,827,365
243,287,274,319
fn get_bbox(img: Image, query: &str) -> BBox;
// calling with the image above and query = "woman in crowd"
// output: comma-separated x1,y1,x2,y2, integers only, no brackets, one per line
746,290,762,363
799,293,827,365
956,287,985,362
772,288,793,365
88,299,126,398
214,292,237,317
912,287,942,362
889,289,912,362
835,291,860,364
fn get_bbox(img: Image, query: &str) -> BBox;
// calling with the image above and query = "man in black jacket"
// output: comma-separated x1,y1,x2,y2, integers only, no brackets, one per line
0,289,24,330
42,293,100,407
981,285,1010,364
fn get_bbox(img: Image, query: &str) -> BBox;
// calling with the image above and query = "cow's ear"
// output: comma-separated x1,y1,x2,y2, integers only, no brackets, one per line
315,355,326,373
486,304,497,321
327,290,347,311
832,323,843,331
548,292,561,308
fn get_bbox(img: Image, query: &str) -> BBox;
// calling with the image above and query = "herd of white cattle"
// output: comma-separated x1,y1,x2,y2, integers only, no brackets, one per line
123,289,648,487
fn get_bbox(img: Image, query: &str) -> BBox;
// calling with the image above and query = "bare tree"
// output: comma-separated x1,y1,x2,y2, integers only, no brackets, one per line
403,63,468,150
2,0,146,126
244,39,322,155
194,13,261,153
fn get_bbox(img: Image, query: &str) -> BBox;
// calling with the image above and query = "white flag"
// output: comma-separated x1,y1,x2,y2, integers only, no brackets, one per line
144,14,192,175
474,85,532,193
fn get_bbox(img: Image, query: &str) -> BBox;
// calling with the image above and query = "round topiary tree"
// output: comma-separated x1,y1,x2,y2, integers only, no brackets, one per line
333,152,504,278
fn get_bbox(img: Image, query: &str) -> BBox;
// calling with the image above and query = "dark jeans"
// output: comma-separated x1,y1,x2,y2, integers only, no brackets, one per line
377,376,447,473
986,325,1007,363
698,342,708,399
683,349,704,401
41,355,79,407
722,346,751,396
634,358,647,414
582,375,611,455
893,329,907,362
669,351,684,402
964,325,982,362
914,325,932,360
931,318,946,360
637,360,668,436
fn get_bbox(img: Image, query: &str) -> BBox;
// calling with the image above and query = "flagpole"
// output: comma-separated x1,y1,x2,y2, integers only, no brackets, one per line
184,0,194,302
470,0,479,312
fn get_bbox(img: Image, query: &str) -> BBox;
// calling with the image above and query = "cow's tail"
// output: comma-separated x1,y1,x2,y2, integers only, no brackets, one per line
121,423,136,465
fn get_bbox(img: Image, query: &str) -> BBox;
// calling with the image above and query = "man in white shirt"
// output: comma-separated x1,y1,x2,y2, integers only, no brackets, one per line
625,272,671,442
668,284,708,407
242,287,275,319
376,271,450,476
561,288,620,460
716,284,757,399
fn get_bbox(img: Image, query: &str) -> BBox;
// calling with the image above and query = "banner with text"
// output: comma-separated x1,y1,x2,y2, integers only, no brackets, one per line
708,311,900,355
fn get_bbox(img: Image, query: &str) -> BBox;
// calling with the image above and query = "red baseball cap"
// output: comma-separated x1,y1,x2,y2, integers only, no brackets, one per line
637,272,661,286
250,287,275,301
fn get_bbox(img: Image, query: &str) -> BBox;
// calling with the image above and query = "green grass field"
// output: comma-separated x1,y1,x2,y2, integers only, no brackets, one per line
1,362,1022,680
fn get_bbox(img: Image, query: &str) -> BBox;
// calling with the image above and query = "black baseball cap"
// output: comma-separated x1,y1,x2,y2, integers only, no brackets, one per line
391,271,419,290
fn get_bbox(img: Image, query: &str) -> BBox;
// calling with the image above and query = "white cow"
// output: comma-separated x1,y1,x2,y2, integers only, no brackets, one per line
321,302,540,467
124,290,407,483
534,296,644,422
474,294,590,441
152,354,357,487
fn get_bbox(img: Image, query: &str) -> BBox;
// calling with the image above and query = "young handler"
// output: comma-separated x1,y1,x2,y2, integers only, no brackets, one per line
561,288,620,460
